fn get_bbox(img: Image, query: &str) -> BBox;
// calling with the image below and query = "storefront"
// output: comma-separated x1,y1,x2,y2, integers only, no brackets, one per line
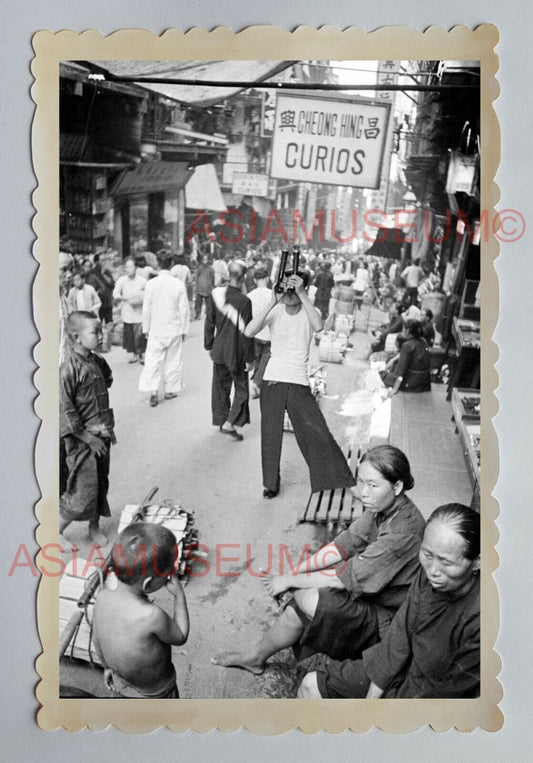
111,160,193,257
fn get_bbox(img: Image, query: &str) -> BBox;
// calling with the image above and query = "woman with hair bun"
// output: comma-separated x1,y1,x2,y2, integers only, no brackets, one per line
300,503,480,699
213,445,425,675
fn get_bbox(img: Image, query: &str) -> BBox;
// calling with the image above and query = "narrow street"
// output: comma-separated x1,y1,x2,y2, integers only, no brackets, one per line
61,311,378,698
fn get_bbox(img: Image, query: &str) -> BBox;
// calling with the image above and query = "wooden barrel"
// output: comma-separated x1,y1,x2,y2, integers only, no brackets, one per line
334,299,355,315
336,285,356,302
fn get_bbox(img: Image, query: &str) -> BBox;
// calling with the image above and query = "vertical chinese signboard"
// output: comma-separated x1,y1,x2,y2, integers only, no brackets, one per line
270,94,391,189
373,60,400,212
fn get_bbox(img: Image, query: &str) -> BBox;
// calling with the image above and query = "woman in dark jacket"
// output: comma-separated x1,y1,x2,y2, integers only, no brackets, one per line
299,503,480,699
212,446,425,673
380,319,431,394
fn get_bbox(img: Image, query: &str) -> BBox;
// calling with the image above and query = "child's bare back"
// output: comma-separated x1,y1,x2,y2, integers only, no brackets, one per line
93,583,176,693
92,523,189,698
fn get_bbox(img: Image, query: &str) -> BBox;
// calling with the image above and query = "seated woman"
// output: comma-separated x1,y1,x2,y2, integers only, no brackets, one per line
422,308,436,347
212,446,425,673
380,320,431,394
299,503,480,699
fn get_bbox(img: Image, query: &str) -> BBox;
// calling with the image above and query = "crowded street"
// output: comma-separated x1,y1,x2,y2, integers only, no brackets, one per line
57,57,481,702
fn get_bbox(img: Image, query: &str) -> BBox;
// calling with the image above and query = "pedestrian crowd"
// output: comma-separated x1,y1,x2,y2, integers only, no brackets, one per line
58,240,478,701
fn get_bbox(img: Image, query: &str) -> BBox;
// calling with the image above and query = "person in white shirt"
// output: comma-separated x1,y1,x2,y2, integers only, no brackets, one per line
212,254,229,287
245,271,356,499
138,250,190,407
401,259,424,307
353,261,370,295
247,267,272,398
113,258,147,363
170,256,192,287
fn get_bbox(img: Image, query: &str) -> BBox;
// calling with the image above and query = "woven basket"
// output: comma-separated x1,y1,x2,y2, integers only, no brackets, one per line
318,332,347,363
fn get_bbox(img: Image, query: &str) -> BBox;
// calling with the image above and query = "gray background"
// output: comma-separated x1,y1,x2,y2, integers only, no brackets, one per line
1,0,529,759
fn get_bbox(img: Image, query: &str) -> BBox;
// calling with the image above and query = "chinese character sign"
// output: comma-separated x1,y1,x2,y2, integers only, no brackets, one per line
270,94,391,188
377,60,400,100
232,172,270,197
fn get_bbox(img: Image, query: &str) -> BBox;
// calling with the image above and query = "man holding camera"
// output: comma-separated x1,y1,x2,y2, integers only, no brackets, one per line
245,267,356,499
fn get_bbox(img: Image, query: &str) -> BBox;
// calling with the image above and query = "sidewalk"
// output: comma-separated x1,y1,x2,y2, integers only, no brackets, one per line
389,384,473,519
354,302,473,518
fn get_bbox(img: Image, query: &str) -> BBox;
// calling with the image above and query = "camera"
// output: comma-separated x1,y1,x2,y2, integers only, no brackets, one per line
274,247,300,294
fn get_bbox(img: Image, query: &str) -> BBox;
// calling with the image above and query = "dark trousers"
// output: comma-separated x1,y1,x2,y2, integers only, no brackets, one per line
315,299,330,321
252,340,271,387
211,362,250,427
401,287,419,308
260,382,356,493
99,306,113,324
195,293,209,318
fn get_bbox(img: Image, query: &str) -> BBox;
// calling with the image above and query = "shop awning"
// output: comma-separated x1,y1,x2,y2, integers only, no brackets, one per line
111,161,192,195
364,227,405,259
86,61,293,107
185,164,226,212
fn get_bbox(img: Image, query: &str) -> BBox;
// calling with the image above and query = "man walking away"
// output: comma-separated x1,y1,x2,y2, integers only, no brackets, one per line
204,261,254,440
139,250,190,407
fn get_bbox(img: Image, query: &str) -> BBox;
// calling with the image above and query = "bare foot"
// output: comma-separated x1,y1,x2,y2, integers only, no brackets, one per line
211,651,266,675
88,525,108,546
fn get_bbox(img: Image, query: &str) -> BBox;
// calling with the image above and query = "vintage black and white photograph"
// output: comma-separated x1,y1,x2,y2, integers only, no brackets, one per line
32,26,500,732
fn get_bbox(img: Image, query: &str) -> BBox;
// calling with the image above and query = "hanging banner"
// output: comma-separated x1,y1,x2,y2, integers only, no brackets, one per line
270,94,391,189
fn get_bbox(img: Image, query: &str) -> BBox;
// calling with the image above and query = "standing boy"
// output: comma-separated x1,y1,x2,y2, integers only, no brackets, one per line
93,523,189,698
60,311,115,546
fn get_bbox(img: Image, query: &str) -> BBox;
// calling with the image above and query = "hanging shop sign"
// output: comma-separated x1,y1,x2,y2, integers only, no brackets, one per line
446,151,478,195
232,172,270,198
270,94,391,189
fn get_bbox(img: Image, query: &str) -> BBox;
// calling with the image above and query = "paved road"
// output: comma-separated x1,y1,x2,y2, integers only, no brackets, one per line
60,312,376,698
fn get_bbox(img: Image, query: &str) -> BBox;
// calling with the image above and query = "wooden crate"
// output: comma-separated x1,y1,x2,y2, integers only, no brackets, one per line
59,559,103,665
299,445,362,529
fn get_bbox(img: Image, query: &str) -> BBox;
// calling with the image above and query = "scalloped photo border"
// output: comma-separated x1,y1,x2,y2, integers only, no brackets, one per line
32,24,502,733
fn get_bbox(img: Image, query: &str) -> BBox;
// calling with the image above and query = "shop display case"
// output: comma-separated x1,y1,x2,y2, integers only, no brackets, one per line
446,317,481,399
451,387,480,509
451,387,481,423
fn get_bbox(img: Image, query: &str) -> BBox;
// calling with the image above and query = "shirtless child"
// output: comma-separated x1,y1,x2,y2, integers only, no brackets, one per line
93,523,189,698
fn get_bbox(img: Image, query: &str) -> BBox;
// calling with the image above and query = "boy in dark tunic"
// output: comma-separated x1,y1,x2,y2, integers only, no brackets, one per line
60,311,115,547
